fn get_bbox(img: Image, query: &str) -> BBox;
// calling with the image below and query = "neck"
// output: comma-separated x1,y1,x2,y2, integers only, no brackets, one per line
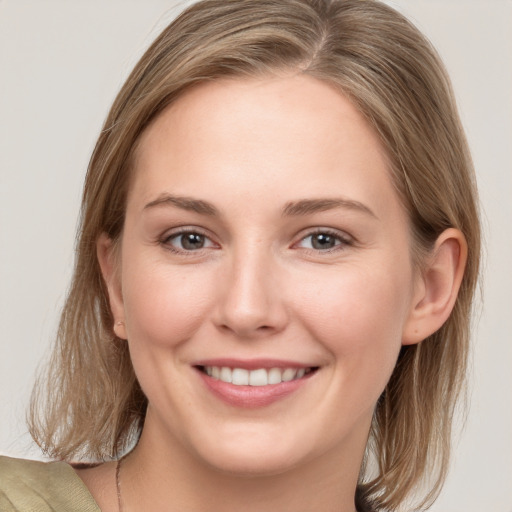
120,412,367,512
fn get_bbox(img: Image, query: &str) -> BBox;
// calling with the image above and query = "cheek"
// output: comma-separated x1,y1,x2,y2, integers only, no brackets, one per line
120,251,215,348
293,261,413,372
304,264,409,329
291,264,413,422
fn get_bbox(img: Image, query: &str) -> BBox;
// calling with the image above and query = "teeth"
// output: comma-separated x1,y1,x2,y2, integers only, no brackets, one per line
232,368,249,385
220,367,232,383
281,368,297,382
203,366,311,386
268,368,282,385
249,368,268,386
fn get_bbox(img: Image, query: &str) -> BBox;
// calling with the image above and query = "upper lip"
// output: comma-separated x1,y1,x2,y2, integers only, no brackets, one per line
193,358,317,370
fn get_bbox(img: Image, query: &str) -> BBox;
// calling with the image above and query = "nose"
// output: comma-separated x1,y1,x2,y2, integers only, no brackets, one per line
213,248,288,339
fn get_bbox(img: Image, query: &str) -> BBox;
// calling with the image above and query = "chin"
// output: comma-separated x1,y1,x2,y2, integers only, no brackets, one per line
192,428,310,477
204,450,303,478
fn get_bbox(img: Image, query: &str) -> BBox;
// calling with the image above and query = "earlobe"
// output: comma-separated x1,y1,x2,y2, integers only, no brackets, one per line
97,233,127,340
402,228,468,345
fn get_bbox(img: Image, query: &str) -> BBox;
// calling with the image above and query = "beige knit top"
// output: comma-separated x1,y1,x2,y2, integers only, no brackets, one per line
0,455,101,512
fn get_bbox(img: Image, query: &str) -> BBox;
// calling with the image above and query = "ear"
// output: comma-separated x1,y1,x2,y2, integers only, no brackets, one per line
97,232,127,340
402,228,467,345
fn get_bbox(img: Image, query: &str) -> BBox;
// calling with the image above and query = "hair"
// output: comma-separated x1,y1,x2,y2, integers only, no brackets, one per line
29,0,480,510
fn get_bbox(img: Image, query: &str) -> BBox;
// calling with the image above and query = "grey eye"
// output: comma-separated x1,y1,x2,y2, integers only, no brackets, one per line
299,232,342,250
169,232,213,251
311,233,338,249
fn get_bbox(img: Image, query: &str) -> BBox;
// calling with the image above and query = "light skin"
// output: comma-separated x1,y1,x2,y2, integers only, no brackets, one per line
78,75,467,512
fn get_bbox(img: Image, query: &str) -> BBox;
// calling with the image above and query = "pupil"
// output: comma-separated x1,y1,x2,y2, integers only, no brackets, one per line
312,233,335,250
182,233,204,250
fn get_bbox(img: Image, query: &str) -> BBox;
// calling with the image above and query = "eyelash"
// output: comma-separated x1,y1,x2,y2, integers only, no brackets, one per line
294,228,353,254
161,228,218,255
160,227,353,255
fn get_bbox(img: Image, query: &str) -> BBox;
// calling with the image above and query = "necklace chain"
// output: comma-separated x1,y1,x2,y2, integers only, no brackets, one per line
116,455,125,512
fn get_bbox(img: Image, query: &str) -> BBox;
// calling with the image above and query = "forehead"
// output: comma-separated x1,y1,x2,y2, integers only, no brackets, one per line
129,75,400,222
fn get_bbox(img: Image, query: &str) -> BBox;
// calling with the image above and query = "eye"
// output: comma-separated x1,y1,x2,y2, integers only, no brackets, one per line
296,230,351,251
164,230,216,252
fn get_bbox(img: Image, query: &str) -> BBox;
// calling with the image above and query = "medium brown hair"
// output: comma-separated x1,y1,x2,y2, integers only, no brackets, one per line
29,1,480,509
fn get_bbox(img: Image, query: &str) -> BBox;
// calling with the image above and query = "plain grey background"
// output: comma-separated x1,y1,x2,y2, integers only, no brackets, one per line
1,1,511,511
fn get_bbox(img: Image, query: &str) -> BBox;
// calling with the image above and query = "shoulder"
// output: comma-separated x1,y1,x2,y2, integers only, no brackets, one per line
0,455,101,512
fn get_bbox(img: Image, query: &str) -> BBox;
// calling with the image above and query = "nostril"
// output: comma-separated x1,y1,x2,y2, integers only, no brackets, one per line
217,320,278,337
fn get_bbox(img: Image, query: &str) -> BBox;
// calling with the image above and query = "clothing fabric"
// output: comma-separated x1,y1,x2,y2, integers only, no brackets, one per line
0,455,100,512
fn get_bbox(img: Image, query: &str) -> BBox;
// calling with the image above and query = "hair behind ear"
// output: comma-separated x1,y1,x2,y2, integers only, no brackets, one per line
362,230,473,509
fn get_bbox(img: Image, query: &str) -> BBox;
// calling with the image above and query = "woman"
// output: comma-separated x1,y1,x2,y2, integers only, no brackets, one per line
0,0,480,511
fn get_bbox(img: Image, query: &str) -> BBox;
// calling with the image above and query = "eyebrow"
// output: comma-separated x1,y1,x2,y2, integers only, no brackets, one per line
282,198,377,219
144,194,219,215
143,194,377,219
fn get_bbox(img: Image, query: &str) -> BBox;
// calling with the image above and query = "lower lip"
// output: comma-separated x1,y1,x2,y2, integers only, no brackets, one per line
196,370,313,408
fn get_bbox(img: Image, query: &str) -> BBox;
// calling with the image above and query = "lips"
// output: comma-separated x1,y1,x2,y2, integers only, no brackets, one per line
194,360,318,408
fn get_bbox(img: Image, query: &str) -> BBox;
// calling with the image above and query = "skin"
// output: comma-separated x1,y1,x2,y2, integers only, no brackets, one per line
79,74,467,511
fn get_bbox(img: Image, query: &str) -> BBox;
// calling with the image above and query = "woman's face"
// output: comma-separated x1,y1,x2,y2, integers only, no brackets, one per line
108,75,423,474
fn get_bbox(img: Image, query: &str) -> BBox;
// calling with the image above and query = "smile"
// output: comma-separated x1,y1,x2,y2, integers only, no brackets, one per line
195,361,319,408
201,366,314,386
